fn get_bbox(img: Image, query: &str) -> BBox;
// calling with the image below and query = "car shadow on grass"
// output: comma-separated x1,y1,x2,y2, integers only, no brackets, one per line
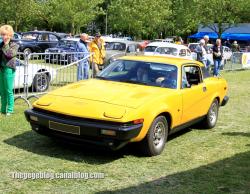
3,128,193,163
221,132,250,137
97,150,250,194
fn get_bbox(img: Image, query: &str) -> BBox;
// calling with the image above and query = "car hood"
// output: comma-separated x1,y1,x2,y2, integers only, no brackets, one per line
33,79,174,120
49,79,173,108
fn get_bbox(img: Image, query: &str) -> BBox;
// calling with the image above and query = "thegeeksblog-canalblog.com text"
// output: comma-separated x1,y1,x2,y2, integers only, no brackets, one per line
10,171,105,180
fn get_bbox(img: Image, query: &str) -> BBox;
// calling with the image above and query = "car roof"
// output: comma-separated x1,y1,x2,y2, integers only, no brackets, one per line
146,42,188,49
61,38,79,41
106,39,138,44
119,55,204,67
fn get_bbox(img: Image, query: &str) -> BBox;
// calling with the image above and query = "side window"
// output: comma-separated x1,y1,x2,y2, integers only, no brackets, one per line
202,66,211,78
38,34,49,41
179,49,186,56
49,34,59,41
127,45,136,53
182,65,202,88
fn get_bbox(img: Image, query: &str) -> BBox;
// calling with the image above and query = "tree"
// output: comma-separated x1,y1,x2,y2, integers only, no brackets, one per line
108,0,171,39
0,0,36,31
197,0,245,37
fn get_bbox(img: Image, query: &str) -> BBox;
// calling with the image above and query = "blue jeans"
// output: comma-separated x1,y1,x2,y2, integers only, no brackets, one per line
213,59,222,76
77,61,89,81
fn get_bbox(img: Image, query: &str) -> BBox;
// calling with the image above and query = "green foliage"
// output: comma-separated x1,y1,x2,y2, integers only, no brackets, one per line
108,0,171,39
196,0,245,37
0,0,249,38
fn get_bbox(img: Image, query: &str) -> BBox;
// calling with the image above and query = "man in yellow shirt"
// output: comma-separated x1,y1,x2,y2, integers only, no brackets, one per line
89,33,106,77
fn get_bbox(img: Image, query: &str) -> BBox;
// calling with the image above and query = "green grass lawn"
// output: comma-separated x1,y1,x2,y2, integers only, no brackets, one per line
1,70,250,194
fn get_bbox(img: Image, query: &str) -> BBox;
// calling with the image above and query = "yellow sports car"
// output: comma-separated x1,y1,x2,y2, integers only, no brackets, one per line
24,56,229,156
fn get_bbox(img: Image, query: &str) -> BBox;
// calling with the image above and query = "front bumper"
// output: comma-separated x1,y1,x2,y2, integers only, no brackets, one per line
221,96,229,106
24,109,142,149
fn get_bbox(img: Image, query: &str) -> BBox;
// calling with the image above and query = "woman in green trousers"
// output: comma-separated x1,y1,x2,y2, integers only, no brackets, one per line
0,25,19,116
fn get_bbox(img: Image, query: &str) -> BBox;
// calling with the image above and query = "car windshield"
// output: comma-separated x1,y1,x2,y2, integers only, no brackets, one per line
144,46,158,52
98,60,178,89
22,33,39,40
58,40,77,47
106,42,126,51
155,47,178,56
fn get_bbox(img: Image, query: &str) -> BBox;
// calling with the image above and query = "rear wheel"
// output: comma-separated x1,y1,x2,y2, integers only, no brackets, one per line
201,99,219,129
140,116,168,156
32,73,49,92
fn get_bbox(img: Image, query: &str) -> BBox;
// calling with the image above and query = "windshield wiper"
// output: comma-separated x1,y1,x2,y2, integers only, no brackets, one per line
119,79,148,85
95,76,109,80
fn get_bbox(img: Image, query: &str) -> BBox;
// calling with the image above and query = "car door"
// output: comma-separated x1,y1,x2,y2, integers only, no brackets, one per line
223,46,232,60
180,64,210,124
14,60,25,89
49,34,60,48
37,33,50,52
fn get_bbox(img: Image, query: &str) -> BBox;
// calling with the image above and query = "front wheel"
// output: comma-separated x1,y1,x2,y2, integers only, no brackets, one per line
139,116,168,156
201,99,219,129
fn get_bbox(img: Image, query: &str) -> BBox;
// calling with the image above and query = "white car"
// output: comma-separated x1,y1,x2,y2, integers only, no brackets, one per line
15,59,56,92
144,42,193,60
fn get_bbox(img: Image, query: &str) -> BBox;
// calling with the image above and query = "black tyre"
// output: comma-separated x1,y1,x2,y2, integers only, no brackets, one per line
201,99,219,129
140,116,168,156
32,73,49,92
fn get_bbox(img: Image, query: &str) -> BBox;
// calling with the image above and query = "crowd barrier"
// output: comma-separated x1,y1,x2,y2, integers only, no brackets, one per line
11,51,250,107
14,52,92,107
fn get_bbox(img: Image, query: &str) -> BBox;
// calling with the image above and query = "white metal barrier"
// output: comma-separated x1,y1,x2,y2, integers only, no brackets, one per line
14,52,92,107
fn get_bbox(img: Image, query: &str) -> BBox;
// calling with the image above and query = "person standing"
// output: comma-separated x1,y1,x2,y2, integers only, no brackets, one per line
231,41,240,64
0,25,19,116
89,32,106,77
76,33,89,80
195,39,207,66
203,35,212,68
212,39,223,77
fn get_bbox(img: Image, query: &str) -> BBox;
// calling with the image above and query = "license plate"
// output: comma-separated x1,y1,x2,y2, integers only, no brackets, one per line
49,121,80,135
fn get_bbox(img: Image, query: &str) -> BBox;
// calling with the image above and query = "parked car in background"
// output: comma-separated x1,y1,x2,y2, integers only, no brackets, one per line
15,31,61,56
55,32,71,39
104,40,140,65
45,38,79,64
0,32,21,43
154,38,174,43
222,46,233,61
144,42,193,60
25,55,229,156
15,59,56,92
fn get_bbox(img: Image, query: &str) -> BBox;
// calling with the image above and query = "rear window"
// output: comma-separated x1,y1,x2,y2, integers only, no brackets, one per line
144,46,157,52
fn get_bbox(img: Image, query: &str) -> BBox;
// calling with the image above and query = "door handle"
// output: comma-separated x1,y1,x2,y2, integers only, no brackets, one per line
203,86,207,92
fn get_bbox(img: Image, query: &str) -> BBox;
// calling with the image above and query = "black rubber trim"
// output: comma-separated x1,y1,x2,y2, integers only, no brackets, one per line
221,96,229,106
24,109,142,141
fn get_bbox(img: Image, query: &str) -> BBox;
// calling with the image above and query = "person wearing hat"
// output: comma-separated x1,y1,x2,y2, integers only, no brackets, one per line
76,33,90,80
89,32,106,77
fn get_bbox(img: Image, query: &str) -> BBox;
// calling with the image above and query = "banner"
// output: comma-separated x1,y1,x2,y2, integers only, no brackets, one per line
242,53,250,68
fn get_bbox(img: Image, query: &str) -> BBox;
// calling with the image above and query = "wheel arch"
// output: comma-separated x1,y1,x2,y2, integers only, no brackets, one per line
157,112,172,133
